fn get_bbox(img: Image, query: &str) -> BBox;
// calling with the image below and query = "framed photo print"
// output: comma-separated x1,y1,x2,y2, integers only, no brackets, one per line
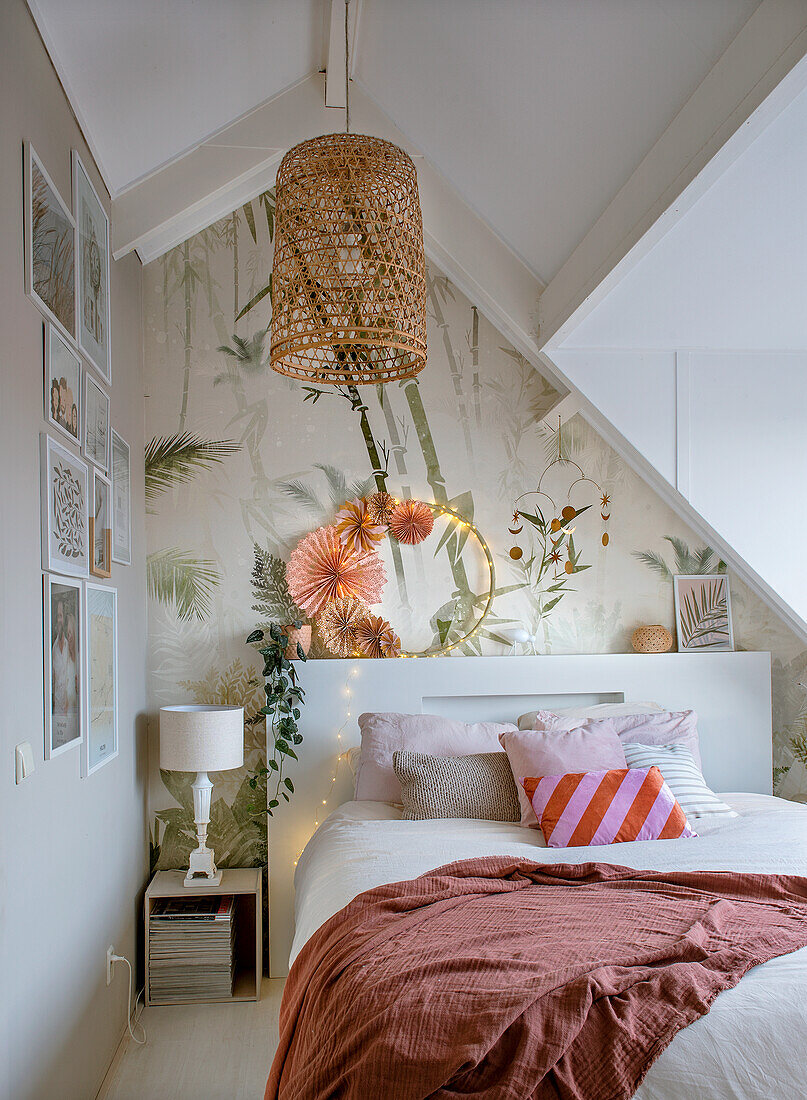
674,574,734,652
45,322,82,447
43,573,83,758
84,372,110,472
90,469,112,578
24,143,76,342
82,583,118,776
111,429,131,565
72,151,111,383
41,433,89,577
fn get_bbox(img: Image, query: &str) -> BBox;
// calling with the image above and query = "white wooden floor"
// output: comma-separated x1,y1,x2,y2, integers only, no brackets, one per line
99,978,285,1100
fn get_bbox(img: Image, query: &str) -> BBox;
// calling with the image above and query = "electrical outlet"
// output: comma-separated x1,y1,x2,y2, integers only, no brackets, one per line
106,945,115,986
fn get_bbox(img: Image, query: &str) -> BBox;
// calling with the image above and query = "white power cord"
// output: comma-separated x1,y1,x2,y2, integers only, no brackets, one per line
110,954,146,1045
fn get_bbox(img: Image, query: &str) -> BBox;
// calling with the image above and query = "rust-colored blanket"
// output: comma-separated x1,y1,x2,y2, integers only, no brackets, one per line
266,858,807,1099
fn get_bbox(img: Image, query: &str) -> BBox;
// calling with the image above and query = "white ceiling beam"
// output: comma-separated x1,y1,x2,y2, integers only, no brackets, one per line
325,0,362,109
538,0,807,352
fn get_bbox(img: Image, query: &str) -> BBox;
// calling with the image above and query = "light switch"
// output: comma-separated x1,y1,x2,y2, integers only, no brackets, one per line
15,742,34,784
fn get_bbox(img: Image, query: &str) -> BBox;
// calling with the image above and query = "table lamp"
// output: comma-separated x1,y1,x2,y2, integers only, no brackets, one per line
160,705,244,886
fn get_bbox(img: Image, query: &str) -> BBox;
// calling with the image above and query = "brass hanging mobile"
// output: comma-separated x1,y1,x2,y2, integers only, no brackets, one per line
508,416,612,571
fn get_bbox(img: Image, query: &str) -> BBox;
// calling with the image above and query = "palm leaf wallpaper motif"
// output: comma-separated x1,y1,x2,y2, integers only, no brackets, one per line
145,431,240,510
147,548,220,622
143,188,807,877
145,431,240,620
633,536,726,582
676,577,731,650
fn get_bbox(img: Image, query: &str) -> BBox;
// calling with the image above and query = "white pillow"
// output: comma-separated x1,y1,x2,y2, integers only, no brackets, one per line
518,701,662,731
622,743,737,819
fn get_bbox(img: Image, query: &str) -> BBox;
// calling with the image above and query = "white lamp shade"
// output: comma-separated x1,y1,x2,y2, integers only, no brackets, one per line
160,705,244,772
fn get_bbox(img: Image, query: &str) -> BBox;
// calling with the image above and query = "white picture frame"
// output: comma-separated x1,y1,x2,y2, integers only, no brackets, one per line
111,429,131,565
41,433,89,578
673,574,734,652
90,468,112,579
72,150,111,384
45,322,82,448
24,142,76,344
82,583,118,776
43,573,83,759
84,372,110,472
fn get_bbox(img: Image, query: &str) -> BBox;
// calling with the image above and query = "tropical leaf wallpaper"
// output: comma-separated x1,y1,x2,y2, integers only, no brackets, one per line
143,191,807,884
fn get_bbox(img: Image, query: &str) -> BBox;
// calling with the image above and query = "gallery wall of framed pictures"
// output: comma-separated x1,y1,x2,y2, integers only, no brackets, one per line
26,138,129,776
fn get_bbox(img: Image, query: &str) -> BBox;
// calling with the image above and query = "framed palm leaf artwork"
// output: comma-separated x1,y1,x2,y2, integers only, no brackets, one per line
24,143,76,343
673,574,734,652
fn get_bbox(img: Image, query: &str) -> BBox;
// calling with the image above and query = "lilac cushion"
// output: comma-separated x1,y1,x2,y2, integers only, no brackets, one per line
529,709,701,768
355,712,517,803
499,726,628,828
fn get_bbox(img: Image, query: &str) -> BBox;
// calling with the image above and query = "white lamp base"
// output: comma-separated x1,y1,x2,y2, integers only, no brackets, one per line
184,846,222,887
183,771,223,887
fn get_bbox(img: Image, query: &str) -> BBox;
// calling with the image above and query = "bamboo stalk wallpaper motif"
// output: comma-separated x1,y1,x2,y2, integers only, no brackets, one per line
144,192,807,878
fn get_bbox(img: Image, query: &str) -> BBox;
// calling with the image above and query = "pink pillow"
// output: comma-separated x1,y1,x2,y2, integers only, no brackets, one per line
499,726,627,828
530,709,701,768
355,713,517,803
522,767,696,847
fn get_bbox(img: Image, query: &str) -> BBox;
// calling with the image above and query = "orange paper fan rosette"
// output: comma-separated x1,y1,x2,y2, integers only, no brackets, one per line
334,497,386,554
380,625,401,658
286,525,386,617
355,614,392,658
388,499,434,545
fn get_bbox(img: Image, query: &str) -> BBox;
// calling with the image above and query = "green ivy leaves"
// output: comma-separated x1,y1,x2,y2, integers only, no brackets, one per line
246,623,307,816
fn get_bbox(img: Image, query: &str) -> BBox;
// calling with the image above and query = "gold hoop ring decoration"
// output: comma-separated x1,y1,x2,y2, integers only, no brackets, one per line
399,502,496,658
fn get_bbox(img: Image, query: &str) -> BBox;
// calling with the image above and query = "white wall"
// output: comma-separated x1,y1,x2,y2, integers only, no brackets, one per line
551,347,807,632
0,3,149,1097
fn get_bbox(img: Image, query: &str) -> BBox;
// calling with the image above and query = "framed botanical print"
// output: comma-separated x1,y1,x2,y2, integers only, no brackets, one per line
43,573,83,758
24,143,76,343
111,429,131,565
90,469,112,578
45,322,82,448
674,574,734,652
41,433,89,577
72,151,111,383
84,372,110,472
82,583,118,776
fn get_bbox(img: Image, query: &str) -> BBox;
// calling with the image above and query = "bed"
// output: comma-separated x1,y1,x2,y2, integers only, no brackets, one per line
267,652,807,1098
289,795,807,1098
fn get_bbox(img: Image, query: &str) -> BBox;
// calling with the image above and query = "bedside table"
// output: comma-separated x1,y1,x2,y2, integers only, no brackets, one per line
145,867,262,1006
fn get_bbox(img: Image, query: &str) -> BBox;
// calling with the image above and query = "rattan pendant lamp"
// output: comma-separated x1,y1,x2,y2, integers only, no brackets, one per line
269,0,427,385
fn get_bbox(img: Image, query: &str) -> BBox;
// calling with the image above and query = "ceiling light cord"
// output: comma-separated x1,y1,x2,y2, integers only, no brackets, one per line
345,0,350,134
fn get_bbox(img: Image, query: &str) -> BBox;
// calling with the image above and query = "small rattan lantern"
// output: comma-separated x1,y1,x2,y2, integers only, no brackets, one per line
270,133,427,385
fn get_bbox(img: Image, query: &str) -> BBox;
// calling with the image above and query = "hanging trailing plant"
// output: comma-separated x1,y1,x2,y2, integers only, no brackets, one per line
245,623,307,816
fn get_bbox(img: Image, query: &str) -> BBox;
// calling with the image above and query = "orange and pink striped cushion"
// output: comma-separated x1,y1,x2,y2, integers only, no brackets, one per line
521,766,696,848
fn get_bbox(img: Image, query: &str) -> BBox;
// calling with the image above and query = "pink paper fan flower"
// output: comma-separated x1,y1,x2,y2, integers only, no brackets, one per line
388,499,434,546
286,525,386,617
334,497,386,554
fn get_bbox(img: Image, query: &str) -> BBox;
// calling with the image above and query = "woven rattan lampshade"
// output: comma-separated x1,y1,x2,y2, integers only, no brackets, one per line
270,133,427,385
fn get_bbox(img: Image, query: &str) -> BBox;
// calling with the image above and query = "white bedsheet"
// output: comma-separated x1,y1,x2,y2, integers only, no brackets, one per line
291,794,807,1099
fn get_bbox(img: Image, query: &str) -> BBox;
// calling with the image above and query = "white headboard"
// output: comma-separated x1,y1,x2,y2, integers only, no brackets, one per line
267,651,771,974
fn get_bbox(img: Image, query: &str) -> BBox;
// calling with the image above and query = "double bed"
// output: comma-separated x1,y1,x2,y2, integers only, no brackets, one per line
289,794,807,1098
266,653,807,1098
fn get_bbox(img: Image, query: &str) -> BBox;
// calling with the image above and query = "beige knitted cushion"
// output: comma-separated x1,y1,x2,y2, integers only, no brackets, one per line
392,750,520,822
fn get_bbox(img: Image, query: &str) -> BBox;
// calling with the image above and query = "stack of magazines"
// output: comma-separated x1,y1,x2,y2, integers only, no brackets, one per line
149,895,236,1003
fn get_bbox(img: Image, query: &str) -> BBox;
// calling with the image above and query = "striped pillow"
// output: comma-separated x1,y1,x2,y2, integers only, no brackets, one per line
622,743,737,819
522,767,696,848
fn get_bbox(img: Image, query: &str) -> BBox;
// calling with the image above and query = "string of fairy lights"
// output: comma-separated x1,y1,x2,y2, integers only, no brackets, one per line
290,502,496,864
